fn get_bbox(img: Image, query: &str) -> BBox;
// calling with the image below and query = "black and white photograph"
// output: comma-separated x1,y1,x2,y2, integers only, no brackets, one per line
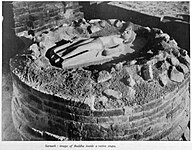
1,0,191,149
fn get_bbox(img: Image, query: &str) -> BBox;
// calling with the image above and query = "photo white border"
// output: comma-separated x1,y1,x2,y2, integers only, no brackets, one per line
0,0,191,149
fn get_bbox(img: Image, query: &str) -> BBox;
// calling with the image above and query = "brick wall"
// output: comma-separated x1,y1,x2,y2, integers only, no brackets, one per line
11,72,190,140
12,1,84,35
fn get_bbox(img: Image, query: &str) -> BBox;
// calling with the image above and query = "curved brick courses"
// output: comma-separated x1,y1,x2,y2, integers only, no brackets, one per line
11,72,190,140
10,21,190,141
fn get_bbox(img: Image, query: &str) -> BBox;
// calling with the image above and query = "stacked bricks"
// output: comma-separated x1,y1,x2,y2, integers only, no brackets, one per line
11,72,190,140
12,1,83,35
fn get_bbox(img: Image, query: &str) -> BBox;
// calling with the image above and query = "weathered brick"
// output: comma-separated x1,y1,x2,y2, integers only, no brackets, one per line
130,117,150,128
143,122,168,139
148,110,165,122
97,115,128,124
157,97,172,113
44,104,97,123
100,125,114,140
29,7,45,14
43,100,92,116
178,77,190,91
15,21,24,28
133,105,143,113
18,93,43,111
183,127,190,141
28,2,44,10
164,104,172,114
149,109,186,140
12,1,83,34
112,134,135,141
44,106,77,121
13,105,30,127
163,86,178,101
13,8,28,16
142,98,163,111
129,112,144,122
93,109,124,117
14,13,29,23
15,26,27,33
112,122,131,136
171,95,183,109
171,100,185,121
167,126,183,141
124,128,139,135
143,108,158,118
83,124,103,139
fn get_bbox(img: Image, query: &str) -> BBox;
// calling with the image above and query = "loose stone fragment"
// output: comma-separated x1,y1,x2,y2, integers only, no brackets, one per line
30,44,40,58
99,20,107,28
164,61,171,70
136,65,141,75
84,95,96,110
115,62,123,71
178,55,190,67
177,64,189,74
103,89,122,99
157,33,170,42
159,71,169,86
171,48,180,57
170,66,184,83
127,75,136,87
110,67,116,73
156,51,166,61
97,70,112,83
169,39,178,48
180,49,188,56
141,64,153,81
129,60,137,65
167,55,180,66
99,96,108,104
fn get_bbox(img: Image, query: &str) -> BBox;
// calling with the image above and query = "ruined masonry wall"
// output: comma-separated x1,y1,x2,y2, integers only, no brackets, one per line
11,73,190,140
12,1,84,35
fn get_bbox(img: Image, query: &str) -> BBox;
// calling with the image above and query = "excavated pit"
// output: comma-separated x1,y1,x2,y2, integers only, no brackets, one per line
10,17,190,141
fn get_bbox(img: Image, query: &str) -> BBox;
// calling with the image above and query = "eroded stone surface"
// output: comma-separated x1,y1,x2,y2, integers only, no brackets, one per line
141,64,153,81
97,70,112,83
177,63,189,74
167,55,180,66
170,66,184,83
103,89,122,99
10,19,190,110
159,71,169,86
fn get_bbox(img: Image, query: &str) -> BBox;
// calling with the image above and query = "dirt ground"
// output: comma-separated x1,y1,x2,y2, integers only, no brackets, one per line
111,1,189,17
1,1,190,141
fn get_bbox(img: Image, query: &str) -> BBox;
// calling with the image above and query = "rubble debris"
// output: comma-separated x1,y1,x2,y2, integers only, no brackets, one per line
169,66,184,83
97,70,112,83
103,89,122,99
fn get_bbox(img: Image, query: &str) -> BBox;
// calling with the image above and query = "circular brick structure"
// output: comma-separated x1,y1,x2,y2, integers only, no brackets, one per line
10,21,190,141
